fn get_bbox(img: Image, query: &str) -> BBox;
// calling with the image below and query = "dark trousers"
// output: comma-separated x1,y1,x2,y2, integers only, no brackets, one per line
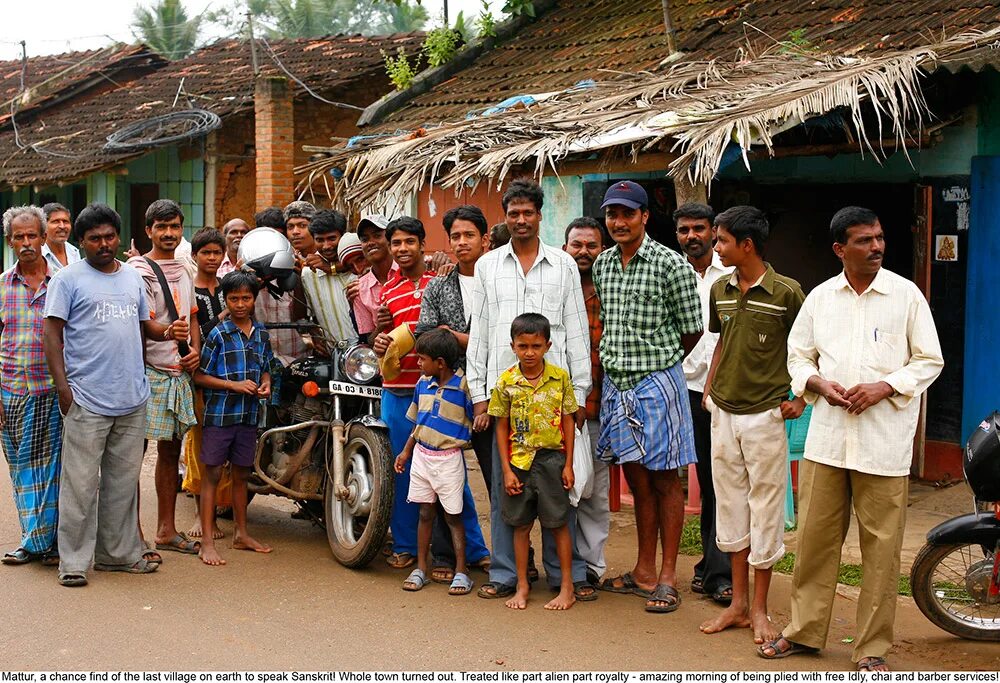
431,426,494,566
690,389,732,594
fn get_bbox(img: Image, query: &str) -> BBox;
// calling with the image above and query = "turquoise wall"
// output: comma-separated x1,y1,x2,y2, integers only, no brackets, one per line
540,175,583,246
125,148,206,239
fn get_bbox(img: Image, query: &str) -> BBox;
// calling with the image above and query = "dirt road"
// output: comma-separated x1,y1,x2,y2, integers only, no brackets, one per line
1,454,998,672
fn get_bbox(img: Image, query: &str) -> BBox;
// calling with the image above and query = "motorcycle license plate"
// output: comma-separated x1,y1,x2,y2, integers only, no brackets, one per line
328,381,382,399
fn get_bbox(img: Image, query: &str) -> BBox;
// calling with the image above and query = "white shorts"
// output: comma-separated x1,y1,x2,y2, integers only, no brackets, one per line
407,443,466,515
707,397,788,569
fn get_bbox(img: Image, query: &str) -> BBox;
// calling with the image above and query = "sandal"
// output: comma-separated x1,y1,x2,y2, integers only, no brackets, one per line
691,575,705,594
600,572,654,598
574,581,598,602
645,584,681,613
402,568,427,591
58,572,88,587
470,556,492,572
155,534,200,555
143,549,163,567
94,558,159,574
857,657,889,672
40,549,60,567
449,572,474,596
757,636,820,660
711,584,734,605
386,551,416,569
477,581,516,599
2,548,37,565
431,566,455,584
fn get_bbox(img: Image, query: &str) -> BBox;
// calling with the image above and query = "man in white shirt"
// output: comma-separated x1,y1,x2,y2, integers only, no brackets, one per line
299,210,358,345
675,203,734,606
41,203,80,273
760,206,943,672
468,179,592,601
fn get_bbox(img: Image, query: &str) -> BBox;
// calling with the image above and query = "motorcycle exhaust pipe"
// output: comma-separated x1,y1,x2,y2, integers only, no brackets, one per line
254,420,330,499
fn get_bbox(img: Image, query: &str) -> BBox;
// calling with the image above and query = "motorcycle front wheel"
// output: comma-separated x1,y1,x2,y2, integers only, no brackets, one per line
324,425,394,568
910,542,1000,641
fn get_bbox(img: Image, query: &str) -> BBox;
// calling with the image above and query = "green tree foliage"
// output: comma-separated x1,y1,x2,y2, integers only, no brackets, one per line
131,0,204,60
209,0,427,39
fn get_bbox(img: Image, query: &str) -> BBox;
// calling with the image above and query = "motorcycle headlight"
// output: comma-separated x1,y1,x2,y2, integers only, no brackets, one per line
342,344,380,384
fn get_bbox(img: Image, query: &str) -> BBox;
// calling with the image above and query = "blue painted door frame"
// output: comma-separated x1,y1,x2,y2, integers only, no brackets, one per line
963,156,1000,441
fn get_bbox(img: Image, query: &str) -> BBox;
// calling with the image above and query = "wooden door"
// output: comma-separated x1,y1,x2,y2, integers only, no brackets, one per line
129,183,160,254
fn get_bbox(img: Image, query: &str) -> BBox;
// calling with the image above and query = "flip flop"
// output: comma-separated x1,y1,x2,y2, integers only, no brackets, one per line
386,551,416,569
711,584,734,605
470,556,492,572
155,534,200,555
600,572,654,598
574,581,599,602
857,657,889,672
40,550,60,567
645,584,681,613
757,636,820,660
402,568,427,591
691,575,705,594
94,558,159,574
2,548,37,565
449,572,474,596
58,572,88,587
477,581,516,599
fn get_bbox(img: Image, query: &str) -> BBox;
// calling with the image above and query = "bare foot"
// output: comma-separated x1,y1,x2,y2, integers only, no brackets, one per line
751,610,780,644
700,605,751,634
199,545,226,566
544,589,576,611
505,587,529,610
188,520,203,538
232,534,272,553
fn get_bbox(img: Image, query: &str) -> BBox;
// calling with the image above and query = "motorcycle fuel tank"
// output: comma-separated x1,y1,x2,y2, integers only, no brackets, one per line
280,356,333,403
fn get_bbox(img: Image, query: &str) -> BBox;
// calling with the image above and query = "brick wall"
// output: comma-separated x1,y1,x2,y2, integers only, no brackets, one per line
214,112,256,225
254,76,295,214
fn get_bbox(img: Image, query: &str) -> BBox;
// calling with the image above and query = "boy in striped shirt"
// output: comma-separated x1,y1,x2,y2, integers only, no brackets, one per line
393,329,476,595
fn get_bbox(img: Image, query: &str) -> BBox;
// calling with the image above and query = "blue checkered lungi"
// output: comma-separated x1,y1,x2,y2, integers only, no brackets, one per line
1,389,62,553
597,362,697,471
145,367,197,442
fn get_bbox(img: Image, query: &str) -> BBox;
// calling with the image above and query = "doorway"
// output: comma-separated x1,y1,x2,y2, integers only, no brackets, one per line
130,183,160,254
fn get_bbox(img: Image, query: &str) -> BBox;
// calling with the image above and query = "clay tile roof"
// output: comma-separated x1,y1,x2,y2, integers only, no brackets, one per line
0,33,424,189
373,0,1000,131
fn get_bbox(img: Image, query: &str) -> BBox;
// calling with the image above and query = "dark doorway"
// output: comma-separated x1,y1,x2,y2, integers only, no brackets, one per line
130,183,160,254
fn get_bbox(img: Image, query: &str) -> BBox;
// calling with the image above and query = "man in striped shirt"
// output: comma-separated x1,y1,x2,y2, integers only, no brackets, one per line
300,210,358,346
373,217,437,569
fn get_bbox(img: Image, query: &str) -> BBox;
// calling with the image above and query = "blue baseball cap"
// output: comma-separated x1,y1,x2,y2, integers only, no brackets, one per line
601,180,648,210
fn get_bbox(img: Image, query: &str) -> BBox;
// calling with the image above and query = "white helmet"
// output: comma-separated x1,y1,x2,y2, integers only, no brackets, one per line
237,227,298,293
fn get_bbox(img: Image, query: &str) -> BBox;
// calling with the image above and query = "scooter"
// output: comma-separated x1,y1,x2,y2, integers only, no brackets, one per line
910,412,1000,640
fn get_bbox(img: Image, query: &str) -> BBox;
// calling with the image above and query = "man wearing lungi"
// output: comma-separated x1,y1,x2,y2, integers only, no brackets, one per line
593,182,703,613
0,205,62,566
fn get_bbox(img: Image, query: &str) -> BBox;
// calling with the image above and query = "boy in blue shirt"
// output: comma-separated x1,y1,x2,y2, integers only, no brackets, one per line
394,328,480,596
195,271,274,566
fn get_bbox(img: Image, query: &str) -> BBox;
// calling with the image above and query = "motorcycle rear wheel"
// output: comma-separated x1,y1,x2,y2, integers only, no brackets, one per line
324,425,393,568
911,542,1000,641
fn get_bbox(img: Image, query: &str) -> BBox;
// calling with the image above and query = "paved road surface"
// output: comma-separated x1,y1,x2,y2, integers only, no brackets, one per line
1,452,998,671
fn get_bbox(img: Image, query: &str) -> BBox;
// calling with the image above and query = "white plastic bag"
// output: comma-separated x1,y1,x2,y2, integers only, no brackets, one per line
569,425,595,507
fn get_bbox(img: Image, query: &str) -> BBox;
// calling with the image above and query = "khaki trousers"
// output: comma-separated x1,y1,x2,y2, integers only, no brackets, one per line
783,459,907,662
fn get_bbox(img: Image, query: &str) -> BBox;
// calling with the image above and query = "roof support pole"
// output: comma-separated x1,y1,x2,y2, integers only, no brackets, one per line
661,0,678,55
673,172,706,206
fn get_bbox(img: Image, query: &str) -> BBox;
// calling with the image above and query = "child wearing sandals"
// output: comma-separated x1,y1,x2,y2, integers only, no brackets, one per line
394,329,476,596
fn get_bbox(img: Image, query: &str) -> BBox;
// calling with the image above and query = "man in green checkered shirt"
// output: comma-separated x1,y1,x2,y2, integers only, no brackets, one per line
592,181,703,614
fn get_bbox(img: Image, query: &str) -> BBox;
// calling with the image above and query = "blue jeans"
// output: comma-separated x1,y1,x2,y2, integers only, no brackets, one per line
488,434,587,588
382,389,489,559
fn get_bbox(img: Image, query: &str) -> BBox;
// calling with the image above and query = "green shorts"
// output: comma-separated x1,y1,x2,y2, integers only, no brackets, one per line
501,449,570,529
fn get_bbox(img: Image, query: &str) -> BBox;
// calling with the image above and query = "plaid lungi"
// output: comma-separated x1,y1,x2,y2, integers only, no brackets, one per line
597,362,697,471
1,389,62,553
145,367,197,442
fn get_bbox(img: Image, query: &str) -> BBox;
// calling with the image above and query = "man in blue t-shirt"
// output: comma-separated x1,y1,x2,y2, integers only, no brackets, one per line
43,204,160,588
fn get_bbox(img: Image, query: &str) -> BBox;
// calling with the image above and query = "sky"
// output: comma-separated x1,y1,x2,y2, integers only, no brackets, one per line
0,0,498,61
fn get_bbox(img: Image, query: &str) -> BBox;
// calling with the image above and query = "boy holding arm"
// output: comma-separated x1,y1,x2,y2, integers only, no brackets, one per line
194,271,275,566
489,313,577,611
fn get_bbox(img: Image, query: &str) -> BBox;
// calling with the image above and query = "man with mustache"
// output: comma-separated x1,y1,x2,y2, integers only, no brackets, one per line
0,206,62,567
43,204,159,586
761,207,943,671
217,218,250,278
127,199,202,557
41,203,80,273
562,216,610,588
354,214,398,344
674,203,734,606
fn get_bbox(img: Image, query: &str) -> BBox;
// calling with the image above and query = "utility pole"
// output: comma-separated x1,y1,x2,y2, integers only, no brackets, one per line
443,0,449,27
247,10,260,76
661,0,678,54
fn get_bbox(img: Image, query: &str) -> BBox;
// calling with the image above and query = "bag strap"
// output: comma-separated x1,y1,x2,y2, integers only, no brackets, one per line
143,256,181,322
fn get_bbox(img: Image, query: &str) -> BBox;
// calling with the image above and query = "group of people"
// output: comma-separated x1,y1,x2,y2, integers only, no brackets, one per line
0,177,944,671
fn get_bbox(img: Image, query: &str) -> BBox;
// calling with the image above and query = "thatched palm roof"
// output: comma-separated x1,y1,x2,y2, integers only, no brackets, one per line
298,28,1000,208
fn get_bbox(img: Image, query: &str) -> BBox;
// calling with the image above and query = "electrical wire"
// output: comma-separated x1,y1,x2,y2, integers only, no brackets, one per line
258,36,363,111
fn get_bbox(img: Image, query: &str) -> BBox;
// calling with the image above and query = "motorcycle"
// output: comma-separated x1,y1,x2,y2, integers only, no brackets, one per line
910,412,1000,640
247,321,394,569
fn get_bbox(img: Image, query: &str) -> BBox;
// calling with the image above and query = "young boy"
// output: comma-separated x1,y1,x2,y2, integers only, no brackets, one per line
488,313,577,611
701,206,805,643
393,329,475,596
183,228,230,541
194,271,275,566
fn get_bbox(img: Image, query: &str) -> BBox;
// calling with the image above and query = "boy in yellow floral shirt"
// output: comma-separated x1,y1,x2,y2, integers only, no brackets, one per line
488,313,577,611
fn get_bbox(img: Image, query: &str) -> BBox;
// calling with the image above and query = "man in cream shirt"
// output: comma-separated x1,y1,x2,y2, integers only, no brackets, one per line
760,206,943,672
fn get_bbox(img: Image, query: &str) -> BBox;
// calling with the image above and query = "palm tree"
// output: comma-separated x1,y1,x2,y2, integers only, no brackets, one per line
374,1,429,34
131,0,203,60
